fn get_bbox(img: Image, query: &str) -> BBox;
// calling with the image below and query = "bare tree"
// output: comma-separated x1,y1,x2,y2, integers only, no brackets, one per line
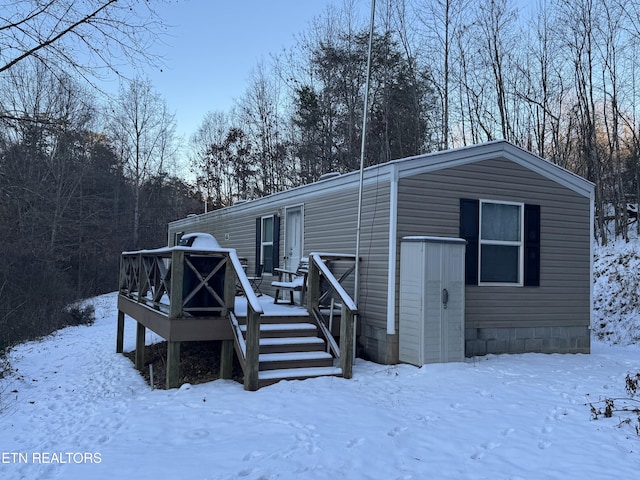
239,61,292,196
107,78,176,248
190,111,234,211
555,0,609,242
414,0,472,149
0,0,163,79
515,2,570,163
0,59,97,251
0,59,125,348
616,0,640,235
474,0,519,141
597,1,628,240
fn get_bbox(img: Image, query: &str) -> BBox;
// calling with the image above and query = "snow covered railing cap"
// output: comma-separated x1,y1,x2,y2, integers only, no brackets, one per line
401,236,467,245
121,246,237,255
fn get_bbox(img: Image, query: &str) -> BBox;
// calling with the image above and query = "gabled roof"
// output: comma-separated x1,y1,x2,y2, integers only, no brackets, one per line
391,140,594,198
172,141,593,227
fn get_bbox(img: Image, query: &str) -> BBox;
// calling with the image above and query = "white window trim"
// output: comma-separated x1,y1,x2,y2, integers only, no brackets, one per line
478,199,524,287
261,214,274,276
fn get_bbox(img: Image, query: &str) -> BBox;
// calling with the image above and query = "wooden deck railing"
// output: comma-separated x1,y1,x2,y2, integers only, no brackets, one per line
306,253,358,379
227,253,263,391
118,247,263,390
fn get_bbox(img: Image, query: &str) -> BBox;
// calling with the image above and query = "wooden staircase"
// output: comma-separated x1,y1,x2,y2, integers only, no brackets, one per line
236,314,343,388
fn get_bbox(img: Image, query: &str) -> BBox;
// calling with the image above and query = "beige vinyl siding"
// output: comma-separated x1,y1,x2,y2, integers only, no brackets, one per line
169,175,393,353
397,157,590,331
304,183,391,330
170,142,592,362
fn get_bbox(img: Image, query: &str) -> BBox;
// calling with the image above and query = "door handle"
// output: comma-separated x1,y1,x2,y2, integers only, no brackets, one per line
442,288,449,309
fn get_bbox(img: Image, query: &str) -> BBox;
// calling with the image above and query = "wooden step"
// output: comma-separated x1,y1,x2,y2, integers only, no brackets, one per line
258,351,334,371
239,322,318,338
254,315,310,325
258,366,343,387
235,314,310,325
259,336,325,354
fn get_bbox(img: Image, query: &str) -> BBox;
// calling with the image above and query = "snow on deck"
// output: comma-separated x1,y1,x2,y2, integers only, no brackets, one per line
234,295,308,317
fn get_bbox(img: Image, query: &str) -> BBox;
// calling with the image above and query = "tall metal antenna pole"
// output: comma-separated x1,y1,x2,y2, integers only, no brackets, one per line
354,0,376,316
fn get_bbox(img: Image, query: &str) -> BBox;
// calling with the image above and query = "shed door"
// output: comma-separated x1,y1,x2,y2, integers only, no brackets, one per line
284,206,303,272
399,237,465,366
423,241,465,363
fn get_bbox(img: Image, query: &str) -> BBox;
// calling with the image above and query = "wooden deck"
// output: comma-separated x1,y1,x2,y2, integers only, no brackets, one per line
117,295,233,342
117,247,357,390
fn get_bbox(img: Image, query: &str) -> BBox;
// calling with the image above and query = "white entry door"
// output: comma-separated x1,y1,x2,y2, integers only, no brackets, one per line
284,206,303,271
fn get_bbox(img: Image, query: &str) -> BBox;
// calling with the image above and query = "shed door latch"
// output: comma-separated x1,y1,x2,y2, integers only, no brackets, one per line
442,288,449,309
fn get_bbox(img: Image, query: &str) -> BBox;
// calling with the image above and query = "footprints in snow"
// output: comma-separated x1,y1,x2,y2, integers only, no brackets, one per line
388,426,408,437
346,425,407,449
501,427,515,437
347,437,364,448
184,429,210,440
471,441,500,460
537,419,555,450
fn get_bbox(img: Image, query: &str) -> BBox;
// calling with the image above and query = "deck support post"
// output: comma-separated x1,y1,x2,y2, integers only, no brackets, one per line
220,339,234,379
222,257,238,381
223,258,236,317
166,250,185,389
339,306,354,379
306,259,320,315
244,307,260,391
116,310,125,353
166,341,181,389
168,250,184,319
135,322,145,370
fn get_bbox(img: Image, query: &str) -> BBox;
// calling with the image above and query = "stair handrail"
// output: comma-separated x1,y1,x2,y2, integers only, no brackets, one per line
227,250,263,315
225,249,263,391
307,252,358,379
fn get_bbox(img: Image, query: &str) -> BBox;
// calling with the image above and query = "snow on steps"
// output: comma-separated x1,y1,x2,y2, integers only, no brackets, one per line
258,366,343,387
259,336,325,354
236,315,341,387
239,322,318,338
259,351,334,371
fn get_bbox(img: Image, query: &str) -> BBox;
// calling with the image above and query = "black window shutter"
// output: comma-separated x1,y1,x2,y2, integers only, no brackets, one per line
460,198,479,285
255,217,261,275
524,204,541,287
272,215,280,271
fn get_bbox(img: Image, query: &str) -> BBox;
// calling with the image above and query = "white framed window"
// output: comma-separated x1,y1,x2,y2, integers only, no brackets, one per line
478,200,524,285
261,215,274,274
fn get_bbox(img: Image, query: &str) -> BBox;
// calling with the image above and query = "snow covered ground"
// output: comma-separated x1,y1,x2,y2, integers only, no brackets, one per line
593,238,640,344
2,244,640,479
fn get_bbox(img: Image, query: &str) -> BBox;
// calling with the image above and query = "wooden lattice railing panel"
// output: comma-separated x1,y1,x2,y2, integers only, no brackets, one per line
119,247,264,390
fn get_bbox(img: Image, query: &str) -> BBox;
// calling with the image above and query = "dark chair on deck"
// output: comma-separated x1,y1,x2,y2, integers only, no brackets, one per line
247,263,264,296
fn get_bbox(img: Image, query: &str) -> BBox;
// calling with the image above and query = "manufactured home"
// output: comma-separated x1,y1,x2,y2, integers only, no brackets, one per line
168,141,594,365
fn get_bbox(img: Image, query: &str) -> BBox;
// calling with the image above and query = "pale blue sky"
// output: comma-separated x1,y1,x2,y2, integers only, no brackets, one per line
136,0,364,141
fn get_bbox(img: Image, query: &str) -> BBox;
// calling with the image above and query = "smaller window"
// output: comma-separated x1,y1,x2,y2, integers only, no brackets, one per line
479,200,524,285
261,216,274,274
